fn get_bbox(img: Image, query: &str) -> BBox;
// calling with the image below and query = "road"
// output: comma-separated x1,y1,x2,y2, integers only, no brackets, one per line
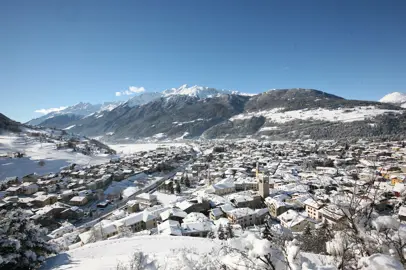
76,157,196,230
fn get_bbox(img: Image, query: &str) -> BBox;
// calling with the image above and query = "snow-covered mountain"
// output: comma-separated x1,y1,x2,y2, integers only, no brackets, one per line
25,86,406,141
124,84,246,108
27,101,123,126
162,84,241,99
125,92,162,108
379,92,406,108
28,85,243,125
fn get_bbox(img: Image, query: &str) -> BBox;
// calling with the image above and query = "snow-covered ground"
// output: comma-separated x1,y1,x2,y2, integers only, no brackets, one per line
41,232,342,270
0,134,109,179
109,143,186,156
41,235,220,270
230,106,402,123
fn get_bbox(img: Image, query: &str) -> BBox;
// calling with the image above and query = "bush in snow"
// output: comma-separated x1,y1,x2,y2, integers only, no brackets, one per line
0,209,56,270
116,252,157,270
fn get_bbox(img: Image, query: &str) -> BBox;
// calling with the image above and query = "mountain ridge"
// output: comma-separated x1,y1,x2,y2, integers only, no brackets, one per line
25,87,406,141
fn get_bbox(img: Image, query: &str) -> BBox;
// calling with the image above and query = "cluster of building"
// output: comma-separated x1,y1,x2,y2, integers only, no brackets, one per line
0,145,195,230
4,138,406,250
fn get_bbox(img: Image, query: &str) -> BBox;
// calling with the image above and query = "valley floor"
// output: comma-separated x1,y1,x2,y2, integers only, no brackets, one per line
0,134,110,179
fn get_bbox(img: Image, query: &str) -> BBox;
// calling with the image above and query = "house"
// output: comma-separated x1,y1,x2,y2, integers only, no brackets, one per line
255,208,269,224
5,186,21,196
20,182,39,195
160,208,187,223
393,183,406,197
265,196,290,218
101,222,118,238
210,208,225,220
228,191,262,209
181,212,213,237
157,220,183,236
234,178,258,191
278,209,315,232
316,167,338,176
69,196,88,206
48,222,75,239
33,194,58,207
319,206,346,226
303,198,324,221
391,175,405,186
398,206,406,222
59,206,84,220
205,179,235,196
175,199,211,214
126,200,140,213
135,193,158,207
117,211,158,233
226,208,257,228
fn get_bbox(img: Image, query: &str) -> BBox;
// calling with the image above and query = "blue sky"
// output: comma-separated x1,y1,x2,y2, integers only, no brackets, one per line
1,0,406,122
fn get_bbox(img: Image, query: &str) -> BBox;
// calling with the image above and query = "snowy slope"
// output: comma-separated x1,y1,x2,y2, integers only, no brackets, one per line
41,236,220,270
28,102,123,126
379,92,406,104
0,130,111,179
41,233,340,270
125,92,162,108
125,84,249,108
379,92,406,108
230,106,402,123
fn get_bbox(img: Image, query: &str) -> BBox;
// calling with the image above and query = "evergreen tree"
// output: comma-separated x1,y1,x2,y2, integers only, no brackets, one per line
303,223,312,236
184,174,191,188
0,209,56,270
226,223,234,239
175,183,181,194
217,224,226,240
261,216,275,241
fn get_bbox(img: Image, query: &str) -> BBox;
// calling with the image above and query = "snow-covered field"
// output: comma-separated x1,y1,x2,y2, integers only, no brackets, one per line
0,134,109,179
41,235,220,270
230,106,402,123
40,233,346,270
109,143,186,156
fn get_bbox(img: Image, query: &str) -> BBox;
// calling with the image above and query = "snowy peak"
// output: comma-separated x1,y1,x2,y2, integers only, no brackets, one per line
379,92,406,105
162,84,240,99
125,92,162,108
27,101,123,126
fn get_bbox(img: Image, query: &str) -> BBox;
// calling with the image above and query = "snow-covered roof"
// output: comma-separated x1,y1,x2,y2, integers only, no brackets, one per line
122,186,138,198
227,207,255,218
70,196,87,202
119,210,157,227
182,221,213,233
160,207,187,221
303,198,324,209
157,220,182,236
136,193,157,201
176,200,194,211
393,183,406,194
278,209,312,228
211,208,224,217
183,212,209,223
398,206,406,217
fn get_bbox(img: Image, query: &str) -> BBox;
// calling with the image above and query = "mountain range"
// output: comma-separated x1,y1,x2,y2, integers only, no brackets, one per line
17,86,406,141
